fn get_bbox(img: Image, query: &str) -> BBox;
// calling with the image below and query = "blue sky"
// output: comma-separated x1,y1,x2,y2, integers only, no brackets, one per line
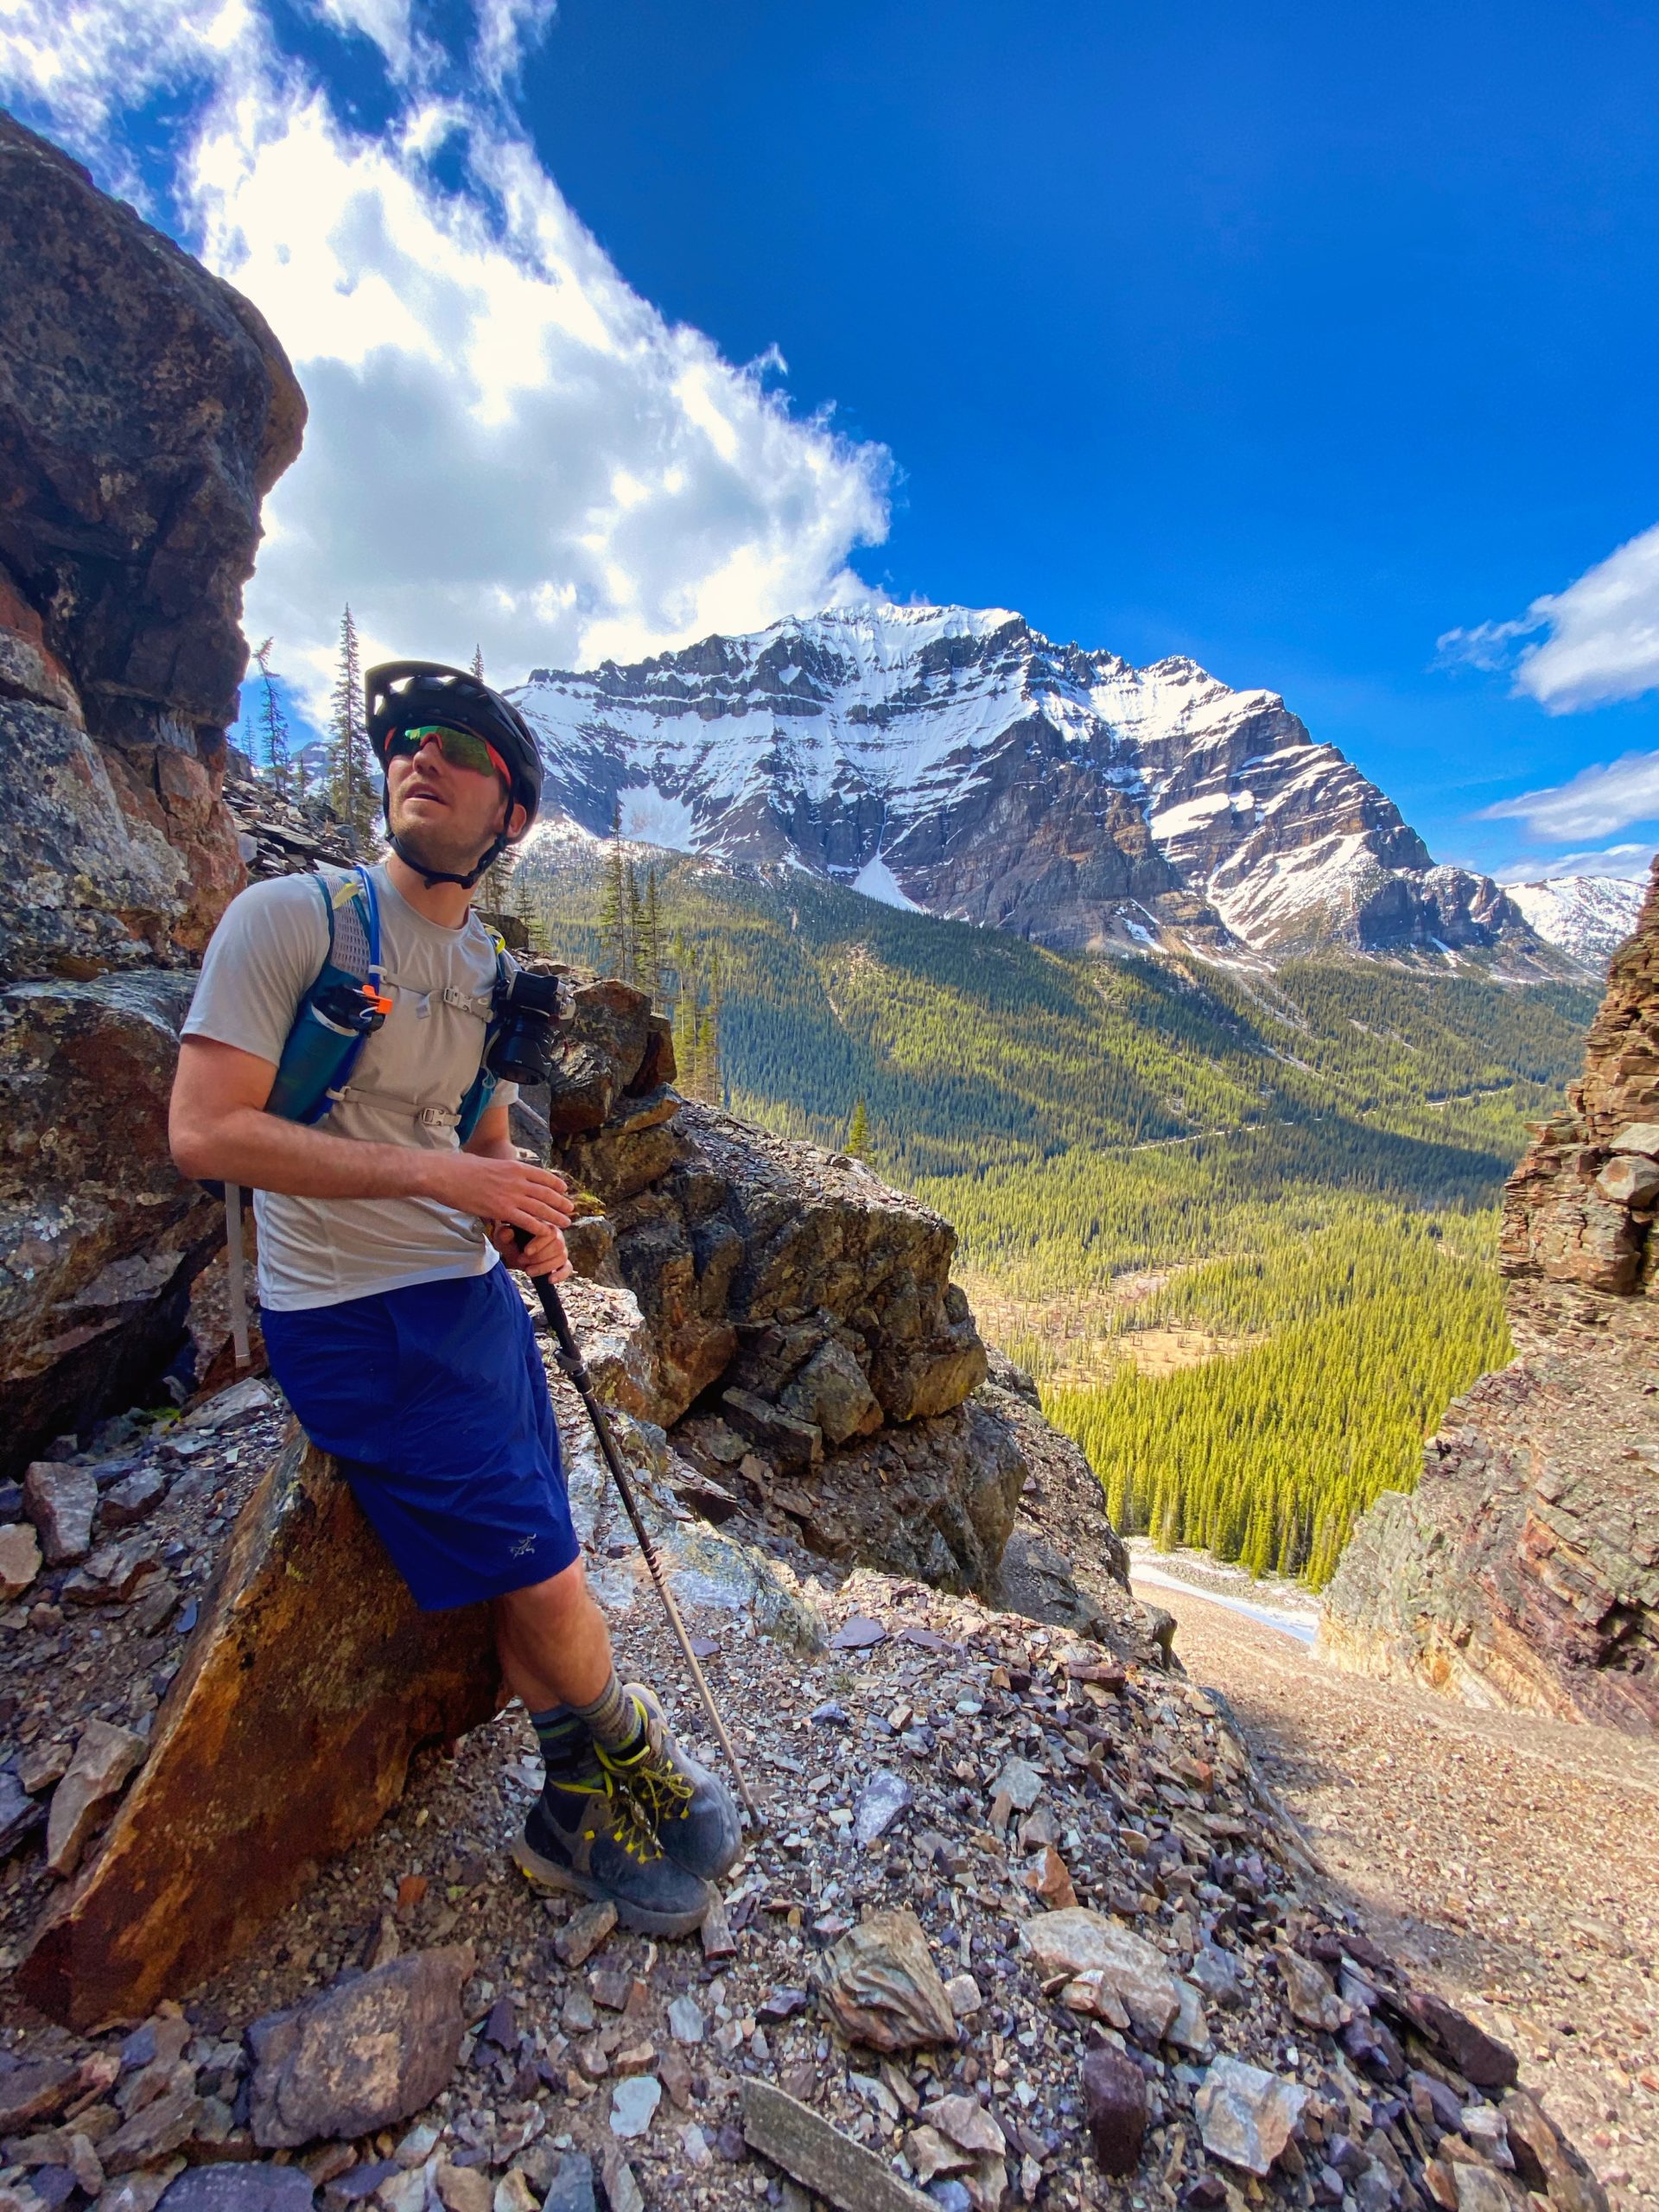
7,0,1659,881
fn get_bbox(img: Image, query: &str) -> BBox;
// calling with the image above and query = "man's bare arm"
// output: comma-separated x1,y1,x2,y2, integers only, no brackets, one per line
169,1036,575,1243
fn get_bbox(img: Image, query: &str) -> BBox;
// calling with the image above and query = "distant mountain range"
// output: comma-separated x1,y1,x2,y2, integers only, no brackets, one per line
511,605,1622,973
1501,874,1646,968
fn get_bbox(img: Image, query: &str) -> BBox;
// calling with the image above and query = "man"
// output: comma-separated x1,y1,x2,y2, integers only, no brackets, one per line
170,659,739,1936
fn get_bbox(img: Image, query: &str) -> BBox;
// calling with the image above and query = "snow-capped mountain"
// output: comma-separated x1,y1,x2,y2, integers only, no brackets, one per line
1503,874,1647,969
512,604,1555,968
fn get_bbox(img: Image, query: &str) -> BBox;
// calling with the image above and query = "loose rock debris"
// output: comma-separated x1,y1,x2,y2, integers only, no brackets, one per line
0,1371,1611,2212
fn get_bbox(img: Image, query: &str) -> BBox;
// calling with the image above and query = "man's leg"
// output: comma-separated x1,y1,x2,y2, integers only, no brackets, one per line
493,1560,614,1713
494,1563,742,1898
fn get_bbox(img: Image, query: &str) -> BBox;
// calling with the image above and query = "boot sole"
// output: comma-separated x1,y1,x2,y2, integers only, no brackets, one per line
510,1831,715,1939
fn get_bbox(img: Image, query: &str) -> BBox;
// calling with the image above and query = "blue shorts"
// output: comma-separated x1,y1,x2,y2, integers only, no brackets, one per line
261,1265,579,1611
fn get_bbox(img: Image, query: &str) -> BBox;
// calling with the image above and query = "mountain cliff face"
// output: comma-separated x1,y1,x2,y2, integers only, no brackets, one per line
515,605,1557,969
1321,860,1659,1732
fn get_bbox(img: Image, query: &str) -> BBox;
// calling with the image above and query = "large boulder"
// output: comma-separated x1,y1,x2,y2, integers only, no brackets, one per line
0,111,305,979
570,1102,988,1435
19,1432,499,2029
0,971,224,1472
1323,861,1659,1731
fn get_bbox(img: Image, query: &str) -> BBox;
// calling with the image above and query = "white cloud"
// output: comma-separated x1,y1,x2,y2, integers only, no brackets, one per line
1493,842,1656,886
1478,751,1659,842
472,0,556,92
0,0,890,722
1439,522,1659,713
0,0,252,193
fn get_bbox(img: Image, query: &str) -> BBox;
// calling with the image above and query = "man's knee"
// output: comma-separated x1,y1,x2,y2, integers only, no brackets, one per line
496,1557,593,1630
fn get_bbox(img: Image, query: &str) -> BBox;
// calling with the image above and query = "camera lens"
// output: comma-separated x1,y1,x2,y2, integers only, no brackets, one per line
490,971,562,1086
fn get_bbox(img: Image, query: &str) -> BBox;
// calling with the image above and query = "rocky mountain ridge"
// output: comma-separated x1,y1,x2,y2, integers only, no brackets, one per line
1321,860,1659,1732
512,607,1567,973
1501,877,1646,970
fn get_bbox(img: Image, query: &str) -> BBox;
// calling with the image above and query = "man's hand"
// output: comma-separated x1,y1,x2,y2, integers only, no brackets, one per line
489,1217,574,1282
426,1152,575,1249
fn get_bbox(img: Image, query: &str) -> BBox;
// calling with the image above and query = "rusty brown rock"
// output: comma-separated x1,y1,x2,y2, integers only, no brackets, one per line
19,1435,499,2028
0,1521,41,1599
1325,857,1659,1732
246,1945,474,2147
1081,2044,1147,2176
0,2060,83,2133
1502,2088,1609,2212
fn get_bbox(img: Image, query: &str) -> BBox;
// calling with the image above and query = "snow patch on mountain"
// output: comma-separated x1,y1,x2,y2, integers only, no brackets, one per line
853,849,925,912
619,783,699,853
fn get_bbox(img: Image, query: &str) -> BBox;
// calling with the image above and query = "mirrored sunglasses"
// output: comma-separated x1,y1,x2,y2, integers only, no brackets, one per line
388,724,510,783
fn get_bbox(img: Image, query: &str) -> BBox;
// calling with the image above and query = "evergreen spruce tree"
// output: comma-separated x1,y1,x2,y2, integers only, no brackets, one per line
480,849,516,914
845,1098,871,1159
626,863,646,989
251,638,290,800
466,645,520,911
327,607,376,850
599,800,629,978
670,928,700,1095
641,868,663,1006
698,947,722,1105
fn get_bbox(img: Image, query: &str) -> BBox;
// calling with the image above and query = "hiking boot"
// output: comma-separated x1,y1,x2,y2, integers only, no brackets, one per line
512,1765,714,1937
598,1682,743,1884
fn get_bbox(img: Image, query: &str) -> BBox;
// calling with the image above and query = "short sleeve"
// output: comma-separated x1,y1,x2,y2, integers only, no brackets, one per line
182,875,333,1067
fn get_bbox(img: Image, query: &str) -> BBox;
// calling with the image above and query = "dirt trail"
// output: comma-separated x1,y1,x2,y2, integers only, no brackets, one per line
1135,1570,1659,2212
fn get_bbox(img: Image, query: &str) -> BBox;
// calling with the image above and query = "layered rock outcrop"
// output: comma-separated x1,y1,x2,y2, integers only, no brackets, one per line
17,970,1084,2023
1321,860,1659,1732
0,111,304,1465
0,974,225,1475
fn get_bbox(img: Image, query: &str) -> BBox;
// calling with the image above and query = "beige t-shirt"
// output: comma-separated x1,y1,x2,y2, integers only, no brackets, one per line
183,865,517,1313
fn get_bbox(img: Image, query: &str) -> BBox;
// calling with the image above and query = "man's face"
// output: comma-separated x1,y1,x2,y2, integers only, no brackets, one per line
386,733,525,874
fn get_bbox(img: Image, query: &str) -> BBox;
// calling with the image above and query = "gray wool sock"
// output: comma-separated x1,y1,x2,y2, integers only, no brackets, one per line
568,1669,645,1755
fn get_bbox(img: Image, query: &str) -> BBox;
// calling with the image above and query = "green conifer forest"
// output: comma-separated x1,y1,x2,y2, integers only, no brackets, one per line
514,841,1597,1586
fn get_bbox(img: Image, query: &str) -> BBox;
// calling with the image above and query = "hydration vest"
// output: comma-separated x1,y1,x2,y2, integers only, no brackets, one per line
219,865,514,1372
268,863,513,1143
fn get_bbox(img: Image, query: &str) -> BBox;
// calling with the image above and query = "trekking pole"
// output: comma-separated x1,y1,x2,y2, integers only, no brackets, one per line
524,1262,766,1829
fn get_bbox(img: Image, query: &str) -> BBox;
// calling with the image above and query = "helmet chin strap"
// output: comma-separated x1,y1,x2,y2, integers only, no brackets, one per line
387,830,507,890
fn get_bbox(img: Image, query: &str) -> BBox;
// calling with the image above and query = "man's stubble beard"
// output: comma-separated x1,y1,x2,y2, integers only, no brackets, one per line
388,798,498,879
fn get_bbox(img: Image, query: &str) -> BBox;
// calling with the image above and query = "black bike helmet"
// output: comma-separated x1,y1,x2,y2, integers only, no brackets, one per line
365,658,545,888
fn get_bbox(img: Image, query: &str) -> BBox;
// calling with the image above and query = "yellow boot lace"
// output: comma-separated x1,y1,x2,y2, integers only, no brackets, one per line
551,1761,666,1866
598,1718,696,1832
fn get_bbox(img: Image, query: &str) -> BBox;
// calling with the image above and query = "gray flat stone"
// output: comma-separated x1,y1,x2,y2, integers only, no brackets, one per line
741,2081,934,2212
158,2164,317,2212
853,1770,912,1847
608,2075,660,2140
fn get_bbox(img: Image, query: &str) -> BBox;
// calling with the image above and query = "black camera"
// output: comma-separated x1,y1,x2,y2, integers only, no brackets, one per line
488,970,563,1086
